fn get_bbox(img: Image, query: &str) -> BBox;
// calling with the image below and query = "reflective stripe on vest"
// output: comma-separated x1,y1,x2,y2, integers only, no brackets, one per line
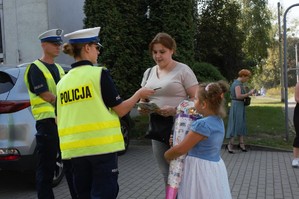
56,66,124,159
24,60,64,120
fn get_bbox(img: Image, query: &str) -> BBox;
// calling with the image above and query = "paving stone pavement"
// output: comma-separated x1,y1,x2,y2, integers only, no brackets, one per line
1,144,299,199
1,97,298,199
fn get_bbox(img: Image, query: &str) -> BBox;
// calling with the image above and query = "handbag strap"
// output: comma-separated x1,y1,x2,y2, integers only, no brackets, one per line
146,67,152,81
143,67,153,86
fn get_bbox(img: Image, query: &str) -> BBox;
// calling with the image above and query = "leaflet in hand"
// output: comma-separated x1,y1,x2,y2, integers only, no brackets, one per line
136,102,160,112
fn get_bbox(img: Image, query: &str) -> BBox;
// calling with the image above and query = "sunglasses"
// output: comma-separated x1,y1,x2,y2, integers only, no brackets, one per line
94,44,100,51
48,42,62,46
90,42,101,52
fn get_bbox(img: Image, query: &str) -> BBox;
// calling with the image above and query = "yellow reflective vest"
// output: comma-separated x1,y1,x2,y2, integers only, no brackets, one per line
24,60,64,120
56,65,124,159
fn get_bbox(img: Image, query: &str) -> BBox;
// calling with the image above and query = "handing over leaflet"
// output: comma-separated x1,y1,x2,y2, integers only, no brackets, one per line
136,102,160,113
137,87,161,113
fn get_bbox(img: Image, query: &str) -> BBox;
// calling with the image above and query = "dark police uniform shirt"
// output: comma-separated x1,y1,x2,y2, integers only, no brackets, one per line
27,60,61,95
71,60,123,108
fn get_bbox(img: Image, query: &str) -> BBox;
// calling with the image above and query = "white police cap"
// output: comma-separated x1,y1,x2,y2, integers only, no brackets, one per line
64,27,101,45
38,29,63,44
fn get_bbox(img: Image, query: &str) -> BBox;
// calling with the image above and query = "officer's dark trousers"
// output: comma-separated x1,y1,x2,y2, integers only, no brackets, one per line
63,159,78,199
293,103,299,148
71,153,119,199
35,118,59,199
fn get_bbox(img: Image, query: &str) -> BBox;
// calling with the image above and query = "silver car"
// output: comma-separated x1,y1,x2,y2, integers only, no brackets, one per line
0,63,131,186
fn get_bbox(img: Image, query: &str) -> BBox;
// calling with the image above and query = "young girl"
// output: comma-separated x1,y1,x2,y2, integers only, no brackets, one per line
164,81,232,199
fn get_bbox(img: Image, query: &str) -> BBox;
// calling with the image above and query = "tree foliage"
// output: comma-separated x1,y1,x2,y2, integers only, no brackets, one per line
240,0,272,67
83,0,274,96
84,0,197,98
196,0,245,81
196,0,273,82
250,3,299,91
84,0,148,98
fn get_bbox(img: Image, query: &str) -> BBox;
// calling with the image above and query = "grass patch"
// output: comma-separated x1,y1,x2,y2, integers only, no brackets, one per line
131,96,295,150
225,96,294,150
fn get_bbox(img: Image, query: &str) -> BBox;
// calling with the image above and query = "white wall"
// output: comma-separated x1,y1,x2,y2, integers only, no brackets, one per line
2,0,85,65
3,0,48,64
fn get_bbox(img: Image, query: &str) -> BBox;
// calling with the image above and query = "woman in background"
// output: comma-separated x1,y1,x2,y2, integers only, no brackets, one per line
226,69,254,153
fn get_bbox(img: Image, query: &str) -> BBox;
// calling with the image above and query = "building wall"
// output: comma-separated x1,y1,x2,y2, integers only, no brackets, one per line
2,0,85,65
3,0,48,64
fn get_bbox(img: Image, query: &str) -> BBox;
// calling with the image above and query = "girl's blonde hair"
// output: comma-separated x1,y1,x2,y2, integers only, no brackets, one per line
197,80,229,118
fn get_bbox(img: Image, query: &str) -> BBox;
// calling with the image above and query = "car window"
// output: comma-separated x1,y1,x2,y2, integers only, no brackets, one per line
0,71,16,94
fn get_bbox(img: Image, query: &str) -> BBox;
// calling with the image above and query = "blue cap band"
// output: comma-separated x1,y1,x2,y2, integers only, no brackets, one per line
41,36,62,43
69,36,99,44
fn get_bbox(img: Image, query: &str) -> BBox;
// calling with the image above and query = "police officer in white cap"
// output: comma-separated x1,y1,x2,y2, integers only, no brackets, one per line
24,29,72,199
56,27,155,199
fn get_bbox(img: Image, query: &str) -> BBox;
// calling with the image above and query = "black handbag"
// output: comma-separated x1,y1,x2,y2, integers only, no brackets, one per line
244,97,251,106
145,113,174,145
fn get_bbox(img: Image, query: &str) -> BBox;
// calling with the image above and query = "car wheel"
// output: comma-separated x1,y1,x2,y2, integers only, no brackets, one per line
118,119,130,155
52,152,64,187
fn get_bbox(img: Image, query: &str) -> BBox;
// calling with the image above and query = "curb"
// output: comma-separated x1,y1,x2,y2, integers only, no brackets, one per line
130,139,152,146
221,143,292,152
245,144,292,152
130,139,292,152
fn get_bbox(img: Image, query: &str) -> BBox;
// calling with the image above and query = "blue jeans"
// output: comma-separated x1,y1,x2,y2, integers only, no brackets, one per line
35,118,59,199
71,153,119,199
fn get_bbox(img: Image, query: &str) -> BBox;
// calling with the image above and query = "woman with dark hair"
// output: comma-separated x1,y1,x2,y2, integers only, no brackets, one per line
139,32,198,186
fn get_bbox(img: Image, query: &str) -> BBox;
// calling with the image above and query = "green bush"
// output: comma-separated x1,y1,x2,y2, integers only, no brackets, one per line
190,62,230,107
190,62,226,83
